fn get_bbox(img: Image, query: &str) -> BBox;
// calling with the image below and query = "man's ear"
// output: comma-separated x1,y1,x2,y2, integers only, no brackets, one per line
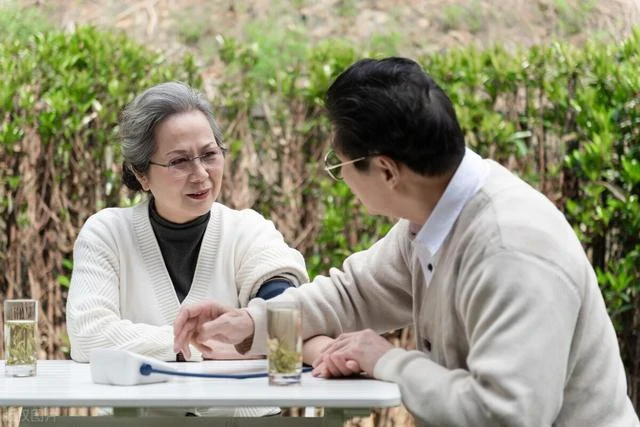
132,167,151,192
374,155,400,188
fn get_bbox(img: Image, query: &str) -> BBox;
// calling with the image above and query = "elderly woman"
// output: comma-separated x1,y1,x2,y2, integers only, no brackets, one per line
65,82,308,416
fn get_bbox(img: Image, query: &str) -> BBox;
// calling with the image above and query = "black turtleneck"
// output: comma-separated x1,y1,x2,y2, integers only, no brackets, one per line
149,200,209,303
148,199,294,305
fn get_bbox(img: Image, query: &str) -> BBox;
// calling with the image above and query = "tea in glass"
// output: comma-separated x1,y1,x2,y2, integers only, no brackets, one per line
267,300,302,385
4,299,38,377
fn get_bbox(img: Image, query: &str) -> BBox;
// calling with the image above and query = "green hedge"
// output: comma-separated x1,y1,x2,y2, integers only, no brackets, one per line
0,26,199,357
212,28,640,406
1,26,638,406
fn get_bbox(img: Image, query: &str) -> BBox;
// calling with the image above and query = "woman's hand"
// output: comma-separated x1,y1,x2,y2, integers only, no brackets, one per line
197,339,264,360
173,300,255,359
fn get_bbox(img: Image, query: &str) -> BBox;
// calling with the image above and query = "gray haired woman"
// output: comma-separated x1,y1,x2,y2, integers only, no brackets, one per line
66,82,308,417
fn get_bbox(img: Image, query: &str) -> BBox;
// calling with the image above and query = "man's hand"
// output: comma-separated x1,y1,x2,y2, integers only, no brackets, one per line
173,300,254,359
311,329,393,378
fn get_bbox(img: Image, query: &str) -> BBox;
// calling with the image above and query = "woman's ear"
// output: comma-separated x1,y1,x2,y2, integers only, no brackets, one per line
374,155,400,188
132,167,151,192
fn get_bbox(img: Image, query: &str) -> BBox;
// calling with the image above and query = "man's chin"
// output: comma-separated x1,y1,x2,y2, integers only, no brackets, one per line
364,205,381,216
364,206,398,222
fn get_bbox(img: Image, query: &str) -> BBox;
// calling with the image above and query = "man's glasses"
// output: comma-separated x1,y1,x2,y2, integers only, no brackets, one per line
149,146,227,178
323,149,367,181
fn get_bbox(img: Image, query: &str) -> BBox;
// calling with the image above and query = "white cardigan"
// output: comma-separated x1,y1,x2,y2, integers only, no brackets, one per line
66,200,308,362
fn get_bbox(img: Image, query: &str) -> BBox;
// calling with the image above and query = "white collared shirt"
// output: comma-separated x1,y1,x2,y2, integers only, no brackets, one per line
412,148,489,284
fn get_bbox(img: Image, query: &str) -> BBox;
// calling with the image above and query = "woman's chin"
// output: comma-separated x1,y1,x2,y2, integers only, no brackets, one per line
174,196,214,222
189,198,214,215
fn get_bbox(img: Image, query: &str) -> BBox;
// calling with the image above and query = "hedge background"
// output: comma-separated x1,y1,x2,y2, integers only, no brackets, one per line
0,24,638,425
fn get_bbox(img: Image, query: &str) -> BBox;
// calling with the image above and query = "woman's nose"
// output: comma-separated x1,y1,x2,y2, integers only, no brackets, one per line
189,158,209,180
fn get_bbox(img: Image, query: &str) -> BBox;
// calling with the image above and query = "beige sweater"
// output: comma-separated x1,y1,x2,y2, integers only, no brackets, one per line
247,160,639,426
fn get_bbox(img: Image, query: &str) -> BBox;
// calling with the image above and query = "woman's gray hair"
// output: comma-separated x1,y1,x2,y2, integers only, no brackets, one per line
119,81,224,191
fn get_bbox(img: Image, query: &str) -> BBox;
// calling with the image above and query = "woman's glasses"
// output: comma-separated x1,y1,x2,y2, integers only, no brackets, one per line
323,149,368,181
149,146,227,178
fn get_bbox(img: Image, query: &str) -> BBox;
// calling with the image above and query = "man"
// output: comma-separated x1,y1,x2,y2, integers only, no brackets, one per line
174,57,638,426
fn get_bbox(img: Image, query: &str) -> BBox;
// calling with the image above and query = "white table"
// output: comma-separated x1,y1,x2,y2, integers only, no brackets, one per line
0,360,401,426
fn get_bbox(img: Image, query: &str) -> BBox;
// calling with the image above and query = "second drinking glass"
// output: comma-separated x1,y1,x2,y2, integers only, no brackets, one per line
266,300,302,385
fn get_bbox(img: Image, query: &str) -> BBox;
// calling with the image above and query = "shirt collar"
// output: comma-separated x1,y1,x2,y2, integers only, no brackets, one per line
412,147,489,256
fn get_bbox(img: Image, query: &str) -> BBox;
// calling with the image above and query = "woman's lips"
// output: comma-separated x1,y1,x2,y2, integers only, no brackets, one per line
187,189,210,200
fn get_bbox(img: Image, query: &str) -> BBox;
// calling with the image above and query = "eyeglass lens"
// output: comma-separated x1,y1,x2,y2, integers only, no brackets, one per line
169,149,224,175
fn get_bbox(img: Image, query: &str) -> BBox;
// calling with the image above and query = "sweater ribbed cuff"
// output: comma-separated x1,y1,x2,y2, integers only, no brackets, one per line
243,300,268,355
373,348,409,380
374,348,440,384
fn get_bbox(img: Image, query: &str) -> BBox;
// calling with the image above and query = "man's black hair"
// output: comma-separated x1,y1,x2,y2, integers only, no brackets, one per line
325,57,465,176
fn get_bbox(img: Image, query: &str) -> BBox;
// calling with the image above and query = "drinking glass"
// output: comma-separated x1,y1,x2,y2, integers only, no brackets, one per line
4,299,38,377
267,300,302,385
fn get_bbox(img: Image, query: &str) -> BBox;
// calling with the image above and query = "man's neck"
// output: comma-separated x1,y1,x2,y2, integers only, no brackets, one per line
398,170,454,226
